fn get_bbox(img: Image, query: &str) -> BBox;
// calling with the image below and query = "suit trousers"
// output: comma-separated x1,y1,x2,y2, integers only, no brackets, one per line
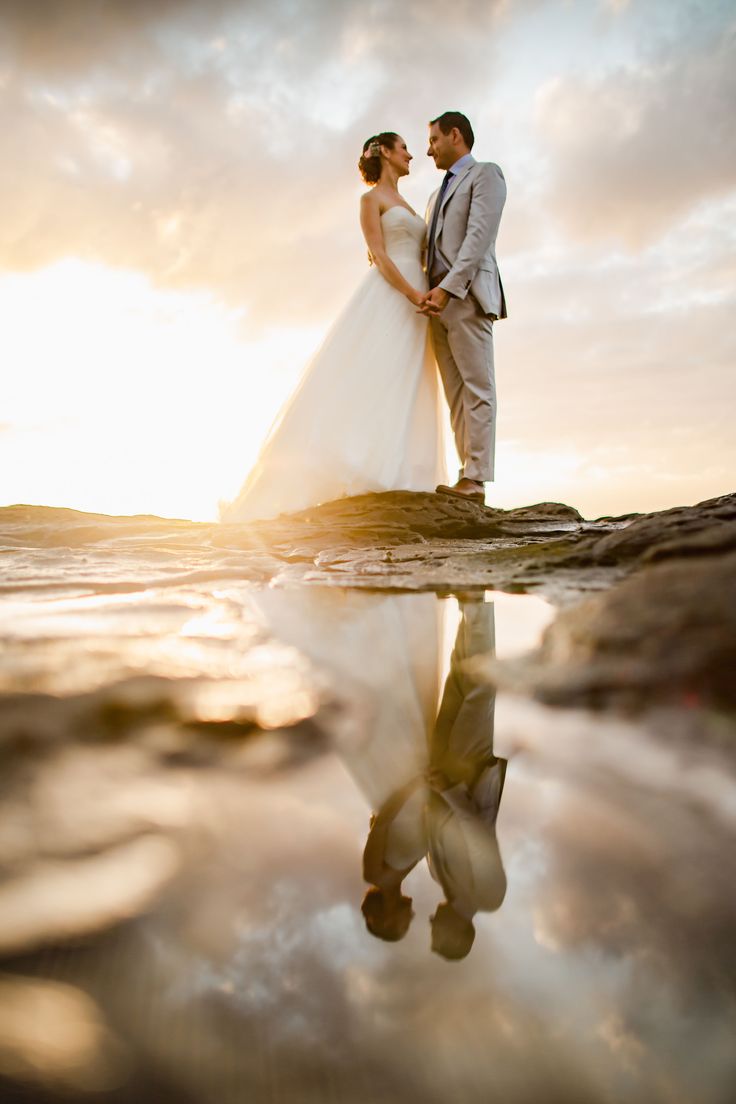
429,296,496,483
430,601,497,782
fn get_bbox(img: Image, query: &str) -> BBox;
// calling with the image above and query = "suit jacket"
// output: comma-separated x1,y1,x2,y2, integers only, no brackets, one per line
426,156,507,319
426,760,508,914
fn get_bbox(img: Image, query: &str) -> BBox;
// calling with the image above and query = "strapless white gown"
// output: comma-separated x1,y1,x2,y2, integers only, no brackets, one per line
219,206,448,523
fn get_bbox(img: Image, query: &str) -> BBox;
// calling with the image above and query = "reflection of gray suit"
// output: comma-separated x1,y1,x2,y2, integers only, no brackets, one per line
427,600,507,916
425,156,507,483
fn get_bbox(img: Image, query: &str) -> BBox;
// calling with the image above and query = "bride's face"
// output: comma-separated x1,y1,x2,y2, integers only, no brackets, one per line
383,137,412,177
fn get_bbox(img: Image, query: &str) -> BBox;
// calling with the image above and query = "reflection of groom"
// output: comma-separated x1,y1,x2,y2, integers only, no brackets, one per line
420,111,507,506
426,597,507,961
356,594,507,959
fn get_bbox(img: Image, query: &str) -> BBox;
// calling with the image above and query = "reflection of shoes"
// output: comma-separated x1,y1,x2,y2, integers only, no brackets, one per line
452,590,485,603
436,482,485,504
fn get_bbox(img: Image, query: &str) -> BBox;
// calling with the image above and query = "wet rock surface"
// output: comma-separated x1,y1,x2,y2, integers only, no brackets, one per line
578,490,736,565
3,491,735,710
221,491,620,598
252,490,736,712
456,491,736,712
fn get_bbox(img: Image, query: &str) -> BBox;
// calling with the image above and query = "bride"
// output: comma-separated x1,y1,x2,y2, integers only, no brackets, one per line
218,131,447,524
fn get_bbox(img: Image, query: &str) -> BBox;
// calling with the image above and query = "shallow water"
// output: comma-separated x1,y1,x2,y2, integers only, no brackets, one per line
0,507,734,1102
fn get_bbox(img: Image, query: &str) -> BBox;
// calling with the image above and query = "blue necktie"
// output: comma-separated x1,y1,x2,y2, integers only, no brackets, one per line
427,170,453,271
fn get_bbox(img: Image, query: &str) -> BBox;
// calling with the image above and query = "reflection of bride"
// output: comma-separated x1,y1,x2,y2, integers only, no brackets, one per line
218,132,447,524
248,586,443,940
248,587,442,795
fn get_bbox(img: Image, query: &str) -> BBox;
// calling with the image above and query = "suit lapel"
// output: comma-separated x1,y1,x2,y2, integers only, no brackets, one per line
426,187,440,228
435,158,476,234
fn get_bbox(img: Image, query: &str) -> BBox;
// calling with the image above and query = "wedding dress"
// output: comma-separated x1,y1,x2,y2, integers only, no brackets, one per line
219,206,447,523
249,587,443,868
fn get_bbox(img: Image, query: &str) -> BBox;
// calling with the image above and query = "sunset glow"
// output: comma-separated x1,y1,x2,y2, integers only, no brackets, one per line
1,0,734,521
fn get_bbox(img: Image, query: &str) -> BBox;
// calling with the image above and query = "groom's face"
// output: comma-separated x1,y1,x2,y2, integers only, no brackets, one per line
427,123,457,171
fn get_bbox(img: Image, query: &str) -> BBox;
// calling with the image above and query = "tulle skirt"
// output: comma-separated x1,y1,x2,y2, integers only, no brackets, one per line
219,253,447,523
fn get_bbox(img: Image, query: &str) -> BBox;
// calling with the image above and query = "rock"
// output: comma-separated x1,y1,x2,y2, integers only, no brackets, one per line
223,491,587,553
640,519,736,564
3,492,735,717
0,835,181,955
296,534,615,603
215,492,607,597
0,503,212,548
0,975,125,1092
582,491,736,565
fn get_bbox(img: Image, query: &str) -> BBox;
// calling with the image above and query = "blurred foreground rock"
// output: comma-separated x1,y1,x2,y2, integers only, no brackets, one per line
456,491,736,712
472,547,736,712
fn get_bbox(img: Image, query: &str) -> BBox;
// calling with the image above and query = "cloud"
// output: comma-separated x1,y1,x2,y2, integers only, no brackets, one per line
75,713,735,1104
489,189,736,517
535,19,736,246
0,0,508,327
526,778,736,1099
0,0,234,76
1,0,734,519
121,772,606,1104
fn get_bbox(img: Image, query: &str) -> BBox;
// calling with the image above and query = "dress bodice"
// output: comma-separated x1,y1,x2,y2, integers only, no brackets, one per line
381,206,426,262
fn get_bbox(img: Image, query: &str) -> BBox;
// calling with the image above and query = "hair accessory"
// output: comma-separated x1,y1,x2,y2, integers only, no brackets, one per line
365,141,381,159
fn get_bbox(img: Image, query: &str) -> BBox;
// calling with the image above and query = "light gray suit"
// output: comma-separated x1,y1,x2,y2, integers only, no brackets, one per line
427,600,507,917
426,156,507,483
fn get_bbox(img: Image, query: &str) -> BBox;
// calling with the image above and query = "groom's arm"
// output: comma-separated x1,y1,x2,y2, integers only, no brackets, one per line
438,163,506,301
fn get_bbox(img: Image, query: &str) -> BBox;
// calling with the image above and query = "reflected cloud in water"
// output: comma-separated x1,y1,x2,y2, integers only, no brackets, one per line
1,585,734,1103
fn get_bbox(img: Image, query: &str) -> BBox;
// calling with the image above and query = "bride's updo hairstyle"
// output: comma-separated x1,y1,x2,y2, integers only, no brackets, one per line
359,132,399,184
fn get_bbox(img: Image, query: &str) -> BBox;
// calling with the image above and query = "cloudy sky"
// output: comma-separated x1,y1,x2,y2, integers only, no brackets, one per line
1,0,734,521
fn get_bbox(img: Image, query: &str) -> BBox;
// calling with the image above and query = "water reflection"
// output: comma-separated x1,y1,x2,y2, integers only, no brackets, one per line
427,597,506,960
3,581,735,1103
251,589,507,960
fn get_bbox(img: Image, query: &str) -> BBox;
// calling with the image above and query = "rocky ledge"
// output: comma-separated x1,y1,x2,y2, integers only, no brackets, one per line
215,488,734,600
3,489,735,715
219,488,736,714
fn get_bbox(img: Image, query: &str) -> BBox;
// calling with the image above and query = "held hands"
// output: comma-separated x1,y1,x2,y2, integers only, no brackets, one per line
414,286,450,316
426,767,452,793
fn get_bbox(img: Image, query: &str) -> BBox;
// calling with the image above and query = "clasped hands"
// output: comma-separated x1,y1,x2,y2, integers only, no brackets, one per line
426,766,451,792
415,287,450,316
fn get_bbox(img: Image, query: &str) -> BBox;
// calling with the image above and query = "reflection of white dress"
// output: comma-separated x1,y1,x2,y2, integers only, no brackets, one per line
248,587,443,808
219,207,447,523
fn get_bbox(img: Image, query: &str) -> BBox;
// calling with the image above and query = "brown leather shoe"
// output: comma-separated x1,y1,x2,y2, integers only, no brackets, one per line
436,480,485,504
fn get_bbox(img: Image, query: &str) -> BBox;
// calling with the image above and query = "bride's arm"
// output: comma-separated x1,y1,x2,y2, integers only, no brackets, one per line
360,194,425,307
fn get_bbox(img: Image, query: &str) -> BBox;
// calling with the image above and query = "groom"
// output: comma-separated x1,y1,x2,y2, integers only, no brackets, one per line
420,111,507,504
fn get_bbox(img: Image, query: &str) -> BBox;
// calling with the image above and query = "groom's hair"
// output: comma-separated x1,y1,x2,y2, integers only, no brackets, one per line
430,111,474,151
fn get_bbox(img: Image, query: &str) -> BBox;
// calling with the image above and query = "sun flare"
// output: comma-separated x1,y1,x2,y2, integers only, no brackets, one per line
1,260,325,521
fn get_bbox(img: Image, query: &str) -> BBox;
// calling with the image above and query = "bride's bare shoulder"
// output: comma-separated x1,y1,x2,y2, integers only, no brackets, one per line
359,189,383,229
360,188,380,210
